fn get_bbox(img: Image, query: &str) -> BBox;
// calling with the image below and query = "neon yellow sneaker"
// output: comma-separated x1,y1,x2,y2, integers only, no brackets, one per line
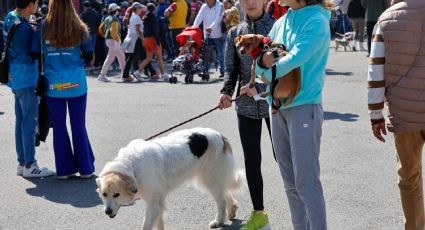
240,210,269,230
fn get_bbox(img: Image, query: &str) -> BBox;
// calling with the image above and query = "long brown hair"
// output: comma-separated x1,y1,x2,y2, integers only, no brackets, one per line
299,0,335,9
43,0,89,48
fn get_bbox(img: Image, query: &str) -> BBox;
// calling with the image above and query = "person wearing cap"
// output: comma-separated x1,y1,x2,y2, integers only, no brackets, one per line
121,2,145,81
80,0,101,70
98,3,129,82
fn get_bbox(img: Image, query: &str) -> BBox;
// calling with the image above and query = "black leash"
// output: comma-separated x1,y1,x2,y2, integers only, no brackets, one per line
145,97,240,141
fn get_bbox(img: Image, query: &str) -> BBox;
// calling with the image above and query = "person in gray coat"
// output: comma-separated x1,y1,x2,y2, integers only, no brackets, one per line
218,0,275,229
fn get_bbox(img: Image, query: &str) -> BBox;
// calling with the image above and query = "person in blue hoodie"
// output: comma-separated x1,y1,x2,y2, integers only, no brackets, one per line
31,0,95,179
4,0,54,178
254,0,334,229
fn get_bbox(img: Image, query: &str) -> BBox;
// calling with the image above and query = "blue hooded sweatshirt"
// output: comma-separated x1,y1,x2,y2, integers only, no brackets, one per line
3,11,38,90
255,4,331,109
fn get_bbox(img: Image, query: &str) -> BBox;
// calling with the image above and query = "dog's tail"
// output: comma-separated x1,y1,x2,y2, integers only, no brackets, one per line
221,135,245,190
222,135,232,155
230,169,245,191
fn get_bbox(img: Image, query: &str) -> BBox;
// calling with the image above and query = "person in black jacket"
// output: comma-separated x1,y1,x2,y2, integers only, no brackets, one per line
80,1,101,69
347,0,366,51
218,1,275,229
134,3,169,80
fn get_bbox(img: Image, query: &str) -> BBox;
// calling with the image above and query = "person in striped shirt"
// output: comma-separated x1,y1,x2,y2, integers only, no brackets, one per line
368,0,425,229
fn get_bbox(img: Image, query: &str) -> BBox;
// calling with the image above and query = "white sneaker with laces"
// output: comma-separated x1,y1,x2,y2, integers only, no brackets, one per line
23,163,54,178
97,75,110,82
17,164,24,176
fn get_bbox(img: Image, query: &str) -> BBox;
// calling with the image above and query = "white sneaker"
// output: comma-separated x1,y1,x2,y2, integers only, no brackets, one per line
80,173,94,179
17,164,24,176
97,75,110,82
132,73,143,81
161,74,170,81
57,174,75,180
23,163,54,178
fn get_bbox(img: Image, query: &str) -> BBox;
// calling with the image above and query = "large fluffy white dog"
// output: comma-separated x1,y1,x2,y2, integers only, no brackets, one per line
96,127,244,230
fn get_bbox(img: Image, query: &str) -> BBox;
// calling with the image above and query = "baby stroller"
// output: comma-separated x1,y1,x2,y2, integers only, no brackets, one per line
170,28,215,84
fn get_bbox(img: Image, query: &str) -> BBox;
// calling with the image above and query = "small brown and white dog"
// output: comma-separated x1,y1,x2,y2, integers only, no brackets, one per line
96,128,244,230
335,32,355,51
234,34,301,112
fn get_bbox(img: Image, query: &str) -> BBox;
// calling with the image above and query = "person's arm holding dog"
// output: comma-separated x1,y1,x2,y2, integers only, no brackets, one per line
255,19,328,82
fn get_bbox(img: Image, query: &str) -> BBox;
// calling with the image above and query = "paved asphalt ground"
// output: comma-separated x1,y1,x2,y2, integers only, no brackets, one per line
0,47,408,230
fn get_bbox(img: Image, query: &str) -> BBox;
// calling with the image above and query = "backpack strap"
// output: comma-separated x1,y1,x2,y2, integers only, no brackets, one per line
4,20,23,54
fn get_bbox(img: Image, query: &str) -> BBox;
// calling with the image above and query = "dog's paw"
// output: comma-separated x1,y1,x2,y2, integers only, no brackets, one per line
209,220,224,229
227,204,238,220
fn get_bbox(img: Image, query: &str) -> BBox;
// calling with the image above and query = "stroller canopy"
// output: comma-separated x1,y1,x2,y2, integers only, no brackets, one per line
176,27,203,47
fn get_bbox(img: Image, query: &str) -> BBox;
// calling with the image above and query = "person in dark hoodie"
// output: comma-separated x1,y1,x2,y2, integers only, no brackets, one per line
347,0,366,51
218,0,275,229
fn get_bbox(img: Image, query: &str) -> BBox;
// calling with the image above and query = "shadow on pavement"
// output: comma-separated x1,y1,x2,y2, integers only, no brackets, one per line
326,69,353,76
25,176,102,208
324,111,359,122
219,219,243,230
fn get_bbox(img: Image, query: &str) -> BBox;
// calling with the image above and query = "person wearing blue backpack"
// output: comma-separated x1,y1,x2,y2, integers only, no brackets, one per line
31,0,95,179
3,0,54,178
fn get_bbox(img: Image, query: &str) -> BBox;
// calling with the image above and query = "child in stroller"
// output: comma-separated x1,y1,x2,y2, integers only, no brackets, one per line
170,28,209,84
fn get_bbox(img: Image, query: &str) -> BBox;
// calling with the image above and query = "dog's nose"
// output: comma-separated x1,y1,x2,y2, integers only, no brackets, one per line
105,208,113,215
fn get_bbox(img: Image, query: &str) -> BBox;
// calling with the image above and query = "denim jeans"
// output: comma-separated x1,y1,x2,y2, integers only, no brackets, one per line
203,37,225,75
47,94,95,176
13,87,38,166
271,104,327,230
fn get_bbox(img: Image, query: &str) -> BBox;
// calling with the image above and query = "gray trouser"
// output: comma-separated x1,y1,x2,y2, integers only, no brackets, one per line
350,18,365,42
270,104,327,230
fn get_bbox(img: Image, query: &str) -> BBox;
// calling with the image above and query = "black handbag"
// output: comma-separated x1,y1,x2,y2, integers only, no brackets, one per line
36,25,47,97
0,21,23,84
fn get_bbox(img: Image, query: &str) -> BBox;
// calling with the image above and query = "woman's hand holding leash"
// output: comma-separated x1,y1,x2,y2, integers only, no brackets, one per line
219,94,232,110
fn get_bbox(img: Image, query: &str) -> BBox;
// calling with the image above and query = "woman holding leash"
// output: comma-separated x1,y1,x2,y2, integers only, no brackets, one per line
218,0,275,229
31,0,95,179
254,0,333,229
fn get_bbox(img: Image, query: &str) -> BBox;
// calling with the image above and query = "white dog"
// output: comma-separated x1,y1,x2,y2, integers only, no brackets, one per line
96,127,244,230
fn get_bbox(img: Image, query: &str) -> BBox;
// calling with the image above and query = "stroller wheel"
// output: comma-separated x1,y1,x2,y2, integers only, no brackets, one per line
173,77,178,84
169,77,173,84
205,74,210,82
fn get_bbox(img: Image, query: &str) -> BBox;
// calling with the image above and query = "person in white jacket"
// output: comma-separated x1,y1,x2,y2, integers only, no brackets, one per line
192,0,225,77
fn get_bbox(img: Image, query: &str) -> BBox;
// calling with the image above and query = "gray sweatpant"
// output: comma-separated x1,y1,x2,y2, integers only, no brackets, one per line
270,104,327,230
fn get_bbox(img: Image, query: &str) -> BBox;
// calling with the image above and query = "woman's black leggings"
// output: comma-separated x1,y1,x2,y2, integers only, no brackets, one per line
237,114,273,211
